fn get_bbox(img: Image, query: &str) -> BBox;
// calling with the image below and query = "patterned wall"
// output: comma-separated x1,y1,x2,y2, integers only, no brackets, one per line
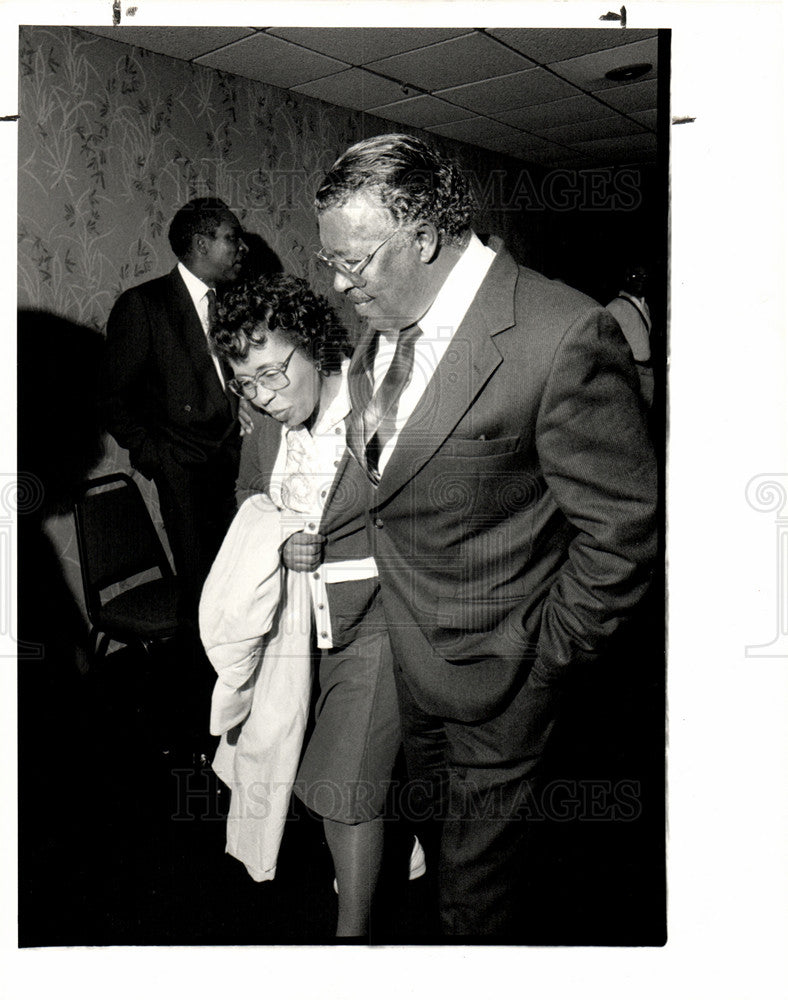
18,25,539,624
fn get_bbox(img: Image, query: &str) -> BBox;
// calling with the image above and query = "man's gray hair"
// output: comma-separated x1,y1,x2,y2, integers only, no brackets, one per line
315,134,474,248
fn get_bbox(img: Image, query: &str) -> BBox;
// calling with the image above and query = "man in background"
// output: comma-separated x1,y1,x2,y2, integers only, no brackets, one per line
99,197,248,750
606,263,654,408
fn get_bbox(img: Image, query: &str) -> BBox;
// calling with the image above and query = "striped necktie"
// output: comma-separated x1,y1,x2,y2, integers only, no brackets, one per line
204,288,218,334
347,324,422,486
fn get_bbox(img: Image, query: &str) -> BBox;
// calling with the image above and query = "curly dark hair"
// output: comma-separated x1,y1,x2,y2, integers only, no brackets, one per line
211,273,351,375
168,197,233,259
315,134,474,248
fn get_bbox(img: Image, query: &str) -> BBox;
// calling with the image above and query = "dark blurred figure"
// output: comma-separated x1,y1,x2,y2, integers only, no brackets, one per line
17,309,104,677
606,264,654,408
238,230,283,282
17,309,105,942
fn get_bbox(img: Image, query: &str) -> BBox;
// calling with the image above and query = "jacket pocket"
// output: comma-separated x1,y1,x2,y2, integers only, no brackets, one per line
442,434,520,459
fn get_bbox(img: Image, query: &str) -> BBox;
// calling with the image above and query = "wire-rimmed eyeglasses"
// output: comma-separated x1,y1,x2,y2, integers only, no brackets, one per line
315,229,399,284
227,345,298,400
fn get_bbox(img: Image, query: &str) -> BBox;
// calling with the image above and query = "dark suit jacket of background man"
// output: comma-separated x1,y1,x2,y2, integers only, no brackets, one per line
357,236,657,721
99,266,240,622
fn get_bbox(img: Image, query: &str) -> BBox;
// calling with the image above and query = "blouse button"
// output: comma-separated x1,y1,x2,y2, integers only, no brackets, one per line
335,427,342,434
313,572,320,580
320,631,329,639
318,604,325,611
308,522,316,531
333,460,340,468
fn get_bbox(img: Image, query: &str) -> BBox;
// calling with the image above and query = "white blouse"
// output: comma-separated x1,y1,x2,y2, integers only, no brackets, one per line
269,359,377,648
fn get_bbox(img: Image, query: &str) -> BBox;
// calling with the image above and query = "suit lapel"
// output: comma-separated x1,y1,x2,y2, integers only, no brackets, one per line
373,244,518,506
319,449,352,535
166,268,232,416
320,359,369,535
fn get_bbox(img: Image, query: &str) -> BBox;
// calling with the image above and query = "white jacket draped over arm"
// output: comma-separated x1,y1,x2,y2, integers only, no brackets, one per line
199,493,312,882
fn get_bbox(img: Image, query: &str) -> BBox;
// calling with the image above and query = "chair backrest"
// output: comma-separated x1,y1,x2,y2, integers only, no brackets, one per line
73,473,174,623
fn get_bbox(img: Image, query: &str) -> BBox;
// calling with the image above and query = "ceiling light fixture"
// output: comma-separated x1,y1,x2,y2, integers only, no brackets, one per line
605,62,653,83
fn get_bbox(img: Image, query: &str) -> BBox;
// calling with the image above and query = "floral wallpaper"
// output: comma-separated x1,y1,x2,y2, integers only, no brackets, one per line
18,25,537,625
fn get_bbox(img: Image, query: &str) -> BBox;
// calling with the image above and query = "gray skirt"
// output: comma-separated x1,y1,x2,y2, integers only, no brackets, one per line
294,619,400,824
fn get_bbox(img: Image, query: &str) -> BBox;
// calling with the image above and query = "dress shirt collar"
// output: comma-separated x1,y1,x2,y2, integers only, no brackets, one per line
379,231,495,348
177,260,213,312
289,358,351,437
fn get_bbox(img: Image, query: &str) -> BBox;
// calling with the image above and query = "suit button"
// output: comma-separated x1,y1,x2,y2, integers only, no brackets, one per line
184,404,192,412
374,517,384,529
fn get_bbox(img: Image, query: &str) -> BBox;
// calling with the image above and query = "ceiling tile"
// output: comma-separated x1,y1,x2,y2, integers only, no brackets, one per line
630,108,659,130
572,133,658,164
292,68,411,111
438,67,580,115
533,150,598,168
481,134,574,164
194,33,349,88
486,28,657,65
365,33,534,92
366,95,475,128
492,94,615,130
536,115,647,145
266,27,472,64
582,150,657,167
549,37,658,91
426,117,526,146
592,78,659,113
80,26,257,61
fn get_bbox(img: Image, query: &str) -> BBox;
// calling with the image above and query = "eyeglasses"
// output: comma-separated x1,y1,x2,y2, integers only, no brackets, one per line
315,229,399,284
227,345,298,400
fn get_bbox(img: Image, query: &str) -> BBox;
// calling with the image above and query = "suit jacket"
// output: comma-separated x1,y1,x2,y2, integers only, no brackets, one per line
236,401,381,649
99,267,239,473
351,239,658,722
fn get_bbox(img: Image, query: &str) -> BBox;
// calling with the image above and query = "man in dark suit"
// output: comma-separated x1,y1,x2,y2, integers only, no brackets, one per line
99,198,248,743
314,134,658,938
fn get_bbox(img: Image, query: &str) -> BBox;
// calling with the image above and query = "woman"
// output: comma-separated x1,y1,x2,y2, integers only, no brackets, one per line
208,273,419,939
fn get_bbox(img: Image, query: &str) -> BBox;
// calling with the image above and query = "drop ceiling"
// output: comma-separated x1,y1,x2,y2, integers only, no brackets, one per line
80,26,661,168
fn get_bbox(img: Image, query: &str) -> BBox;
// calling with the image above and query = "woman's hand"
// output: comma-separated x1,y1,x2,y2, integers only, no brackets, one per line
282,531,326,572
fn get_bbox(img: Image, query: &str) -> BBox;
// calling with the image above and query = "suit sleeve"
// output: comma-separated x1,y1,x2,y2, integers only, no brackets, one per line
99,288,159,475
532,307,658,681
235,410,273,508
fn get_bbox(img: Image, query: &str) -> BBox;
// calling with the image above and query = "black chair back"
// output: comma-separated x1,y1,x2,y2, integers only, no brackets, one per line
73,473,173,624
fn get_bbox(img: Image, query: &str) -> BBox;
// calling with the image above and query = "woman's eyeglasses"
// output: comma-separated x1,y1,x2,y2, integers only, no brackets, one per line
227,345,298,400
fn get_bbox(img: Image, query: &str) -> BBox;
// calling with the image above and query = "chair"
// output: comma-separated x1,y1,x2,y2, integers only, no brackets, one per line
73,472,179,665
